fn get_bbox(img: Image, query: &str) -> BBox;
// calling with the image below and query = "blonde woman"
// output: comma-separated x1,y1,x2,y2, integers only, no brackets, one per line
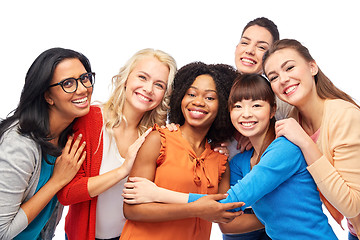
57,48,177,240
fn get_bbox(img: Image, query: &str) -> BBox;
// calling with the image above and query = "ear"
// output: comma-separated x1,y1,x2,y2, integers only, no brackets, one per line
309,61,319,76
44,90,54,105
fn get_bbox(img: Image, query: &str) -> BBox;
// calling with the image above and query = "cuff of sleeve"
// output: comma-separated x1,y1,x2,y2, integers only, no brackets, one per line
219,189,245,212
307,155,334,184
188,193,206,203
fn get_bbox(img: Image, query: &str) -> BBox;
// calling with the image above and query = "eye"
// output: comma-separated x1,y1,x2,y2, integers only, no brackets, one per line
154,82,165,90
269,75,278,82
286,65,294,71
233,103,242,108
206,97,215,101
80,74,90,83
62,79,75,88
188,93,196,97
139,75,147,81
240,41,248,46
253,103,262,108
258,44,268,51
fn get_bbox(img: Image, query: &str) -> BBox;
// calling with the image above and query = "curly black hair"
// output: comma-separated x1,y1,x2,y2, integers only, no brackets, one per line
169,62,238,144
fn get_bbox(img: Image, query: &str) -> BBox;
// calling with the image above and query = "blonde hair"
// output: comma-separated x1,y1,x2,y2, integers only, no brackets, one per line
102,48,177,135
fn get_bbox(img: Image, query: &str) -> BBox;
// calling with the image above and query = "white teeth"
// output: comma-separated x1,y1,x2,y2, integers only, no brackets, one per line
72,97,87,104
190,110,205,115
285,86,297,94
138,94,151,102
242,122,255,127
242,58,255,64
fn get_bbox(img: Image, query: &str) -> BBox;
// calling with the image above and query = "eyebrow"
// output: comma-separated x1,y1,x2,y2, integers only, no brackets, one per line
139,71,167,85
266,60,294,76
241,36,270,46
189,86,217,93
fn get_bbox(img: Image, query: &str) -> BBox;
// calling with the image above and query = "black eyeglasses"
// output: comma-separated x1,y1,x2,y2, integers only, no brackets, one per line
48,72,95,93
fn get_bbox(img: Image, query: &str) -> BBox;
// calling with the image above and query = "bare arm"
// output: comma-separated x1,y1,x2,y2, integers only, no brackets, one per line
21,135,86,224
87,128,151,197
219,213,264,234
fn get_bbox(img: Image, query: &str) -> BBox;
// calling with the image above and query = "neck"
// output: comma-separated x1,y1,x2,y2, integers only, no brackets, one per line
48,111,74,146
122,103,146,130
296,95,325,135
180,123,209,153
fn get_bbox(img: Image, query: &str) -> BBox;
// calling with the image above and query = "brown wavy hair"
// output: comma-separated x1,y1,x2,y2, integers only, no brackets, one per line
263,39,359,108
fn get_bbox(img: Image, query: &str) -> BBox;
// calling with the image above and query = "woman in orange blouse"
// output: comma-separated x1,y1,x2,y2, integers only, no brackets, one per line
120,62,241,240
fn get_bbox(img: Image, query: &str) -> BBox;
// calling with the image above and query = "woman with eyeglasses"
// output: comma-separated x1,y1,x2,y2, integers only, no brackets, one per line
57,49,177,240
0,47,94,240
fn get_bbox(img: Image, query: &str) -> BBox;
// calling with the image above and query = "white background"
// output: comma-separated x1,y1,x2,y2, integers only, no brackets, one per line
1,1,358,239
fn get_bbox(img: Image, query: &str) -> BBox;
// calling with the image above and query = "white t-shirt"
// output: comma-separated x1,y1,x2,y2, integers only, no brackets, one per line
95,127,127,239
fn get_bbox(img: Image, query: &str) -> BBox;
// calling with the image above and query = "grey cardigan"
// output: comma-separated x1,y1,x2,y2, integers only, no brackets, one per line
0,123,62,240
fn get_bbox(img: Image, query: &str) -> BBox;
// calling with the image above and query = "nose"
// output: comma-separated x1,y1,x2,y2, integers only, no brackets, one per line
245,44,255,55
75,80,88,94
242,106,252,117
192,96,205,106
279,71,290,84
143,81,154,94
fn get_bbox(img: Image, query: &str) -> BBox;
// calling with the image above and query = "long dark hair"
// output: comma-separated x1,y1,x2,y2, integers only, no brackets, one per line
0,47,92,161
169,62,237,144
263,39,359,108
229,73,276,165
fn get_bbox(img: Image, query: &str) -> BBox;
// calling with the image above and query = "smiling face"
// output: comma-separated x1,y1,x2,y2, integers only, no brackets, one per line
235,25,273,74
45,58,92,123
230,99,274,142
264,48,319,107
124,56,169,114
181,74,219,130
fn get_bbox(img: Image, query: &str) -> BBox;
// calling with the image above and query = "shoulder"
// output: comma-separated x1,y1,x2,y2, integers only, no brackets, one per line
325,99,360,116
323,99,360,128
0,123,39,154
74,105,103,131
230,149,252,168
265,137,302,158
0,124,40,179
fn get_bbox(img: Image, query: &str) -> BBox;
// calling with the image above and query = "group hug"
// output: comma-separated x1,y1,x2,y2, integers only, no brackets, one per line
0,17,359,240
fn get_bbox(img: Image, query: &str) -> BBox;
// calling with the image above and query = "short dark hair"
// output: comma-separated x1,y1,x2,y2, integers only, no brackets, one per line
242,17,279,42
229,73,276,165
169,62,237,144
0,47,92,159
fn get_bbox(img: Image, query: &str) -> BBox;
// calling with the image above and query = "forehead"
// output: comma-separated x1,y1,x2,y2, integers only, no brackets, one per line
242,25,273,44
191,74,216,90
264,48,303,72
52,58,85,81
132,56,169,80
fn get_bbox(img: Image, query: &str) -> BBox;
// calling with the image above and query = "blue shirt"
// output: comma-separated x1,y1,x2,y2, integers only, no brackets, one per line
189,137,337,240
14,155,58,240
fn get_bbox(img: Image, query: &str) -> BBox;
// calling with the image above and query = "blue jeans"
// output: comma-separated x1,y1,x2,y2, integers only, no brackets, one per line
349,232,358,240
223,228,271,240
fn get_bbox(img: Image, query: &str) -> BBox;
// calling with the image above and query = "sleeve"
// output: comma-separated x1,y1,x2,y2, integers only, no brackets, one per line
220,138,304,211
57,106,101,205
229,152,247,186
153,124,166,166
307,105,360,217
0,132,37,239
